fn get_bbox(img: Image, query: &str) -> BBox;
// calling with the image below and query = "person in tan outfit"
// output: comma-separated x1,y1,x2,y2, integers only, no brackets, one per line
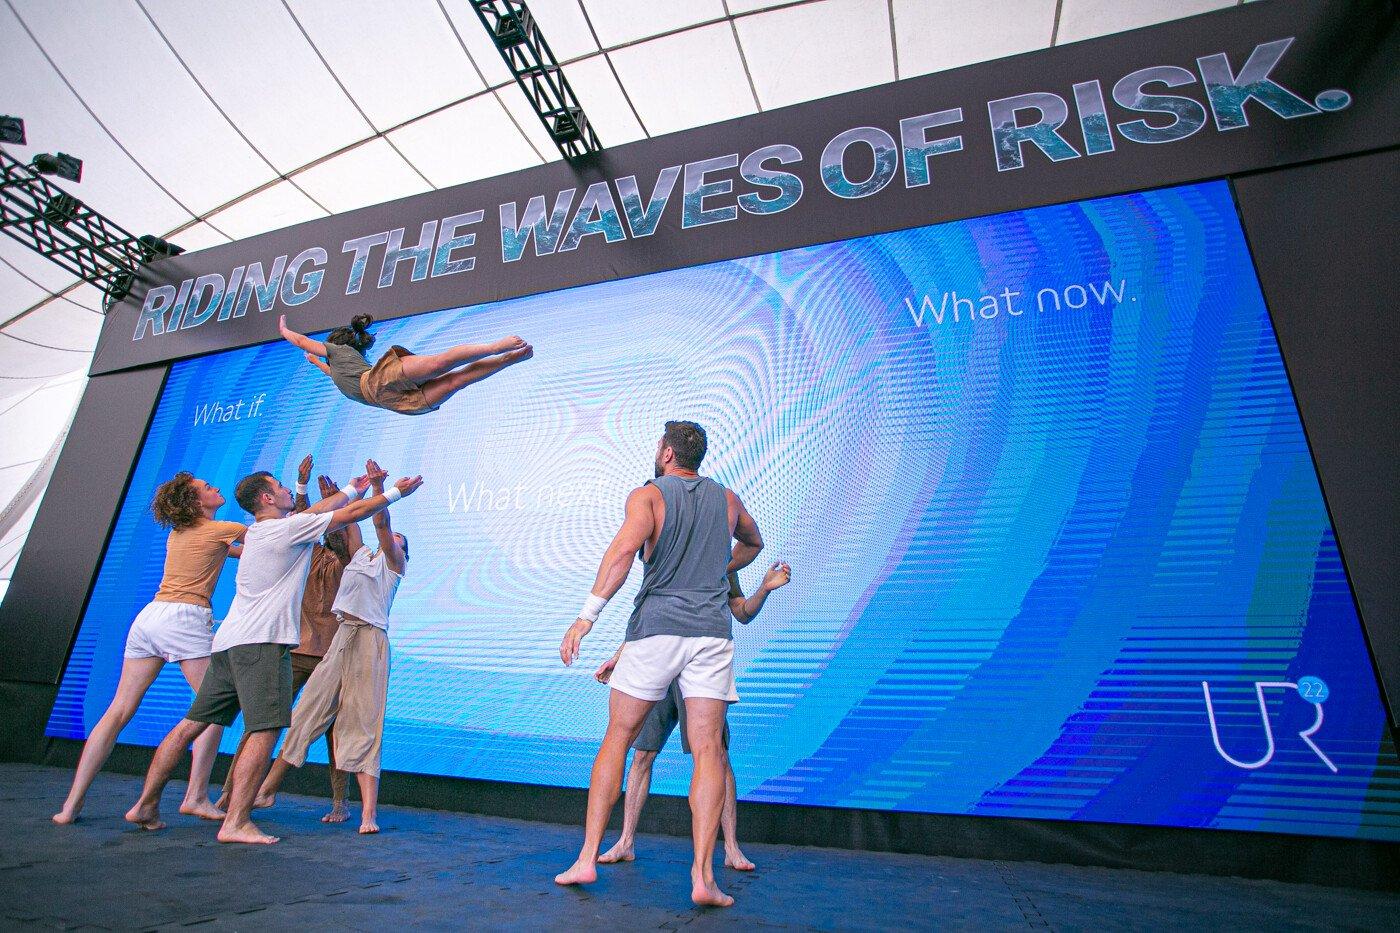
53,471,245,824
279,312,532,415
256,459,410,834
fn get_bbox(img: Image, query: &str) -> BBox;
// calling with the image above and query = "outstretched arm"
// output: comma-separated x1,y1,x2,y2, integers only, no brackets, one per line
328,476,422,534
304,473,369,515
314,473,361,554
292,454,314,513
559,486,657,665
730,562,791,624
366,460,406,574
727,490,763,573
279,314,327,357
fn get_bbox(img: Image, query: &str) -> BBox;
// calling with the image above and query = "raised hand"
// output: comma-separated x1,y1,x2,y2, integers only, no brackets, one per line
278,314,292,336
365,459,389,490
297,454,314,485
393,476,424,498
317,474,338,500
761,561,791,592
560,619,592,666
349,474,372,496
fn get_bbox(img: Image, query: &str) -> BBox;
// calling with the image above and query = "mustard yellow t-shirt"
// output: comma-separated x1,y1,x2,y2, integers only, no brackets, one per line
154,519,245,607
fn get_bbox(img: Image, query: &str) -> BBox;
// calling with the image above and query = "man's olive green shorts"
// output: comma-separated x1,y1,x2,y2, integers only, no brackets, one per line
186,643,293,733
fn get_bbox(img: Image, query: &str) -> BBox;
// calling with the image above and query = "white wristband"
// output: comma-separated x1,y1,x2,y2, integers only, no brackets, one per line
339,482,362,501
295,482,308,495
579,593,608,623
383,486,402,505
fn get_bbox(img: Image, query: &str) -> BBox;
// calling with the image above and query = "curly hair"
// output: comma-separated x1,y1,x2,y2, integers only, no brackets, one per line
151,472,204,530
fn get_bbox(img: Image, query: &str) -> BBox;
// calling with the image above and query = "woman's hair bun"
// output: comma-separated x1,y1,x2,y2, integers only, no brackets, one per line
350,313,374,332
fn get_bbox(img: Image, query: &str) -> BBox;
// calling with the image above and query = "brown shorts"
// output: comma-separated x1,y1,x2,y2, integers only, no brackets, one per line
290,651,322,693
359,345,439,416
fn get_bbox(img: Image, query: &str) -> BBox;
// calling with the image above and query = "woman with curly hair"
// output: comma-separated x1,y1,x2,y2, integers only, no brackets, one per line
53,471,246,824
278,312,533,415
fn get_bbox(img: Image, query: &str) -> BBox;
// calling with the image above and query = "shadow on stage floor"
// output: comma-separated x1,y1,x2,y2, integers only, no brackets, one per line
0,763,1395,930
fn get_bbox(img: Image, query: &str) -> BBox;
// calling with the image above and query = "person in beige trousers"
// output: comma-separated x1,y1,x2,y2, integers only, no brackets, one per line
255,459,408,834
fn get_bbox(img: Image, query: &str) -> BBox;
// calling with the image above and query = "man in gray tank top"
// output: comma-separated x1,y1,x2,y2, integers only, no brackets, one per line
555,421,764,908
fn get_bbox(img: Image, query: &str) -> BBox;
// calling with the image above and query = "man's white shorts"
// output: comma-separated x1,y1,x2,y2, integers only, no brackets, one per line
610,635,739,703
123,600,214,663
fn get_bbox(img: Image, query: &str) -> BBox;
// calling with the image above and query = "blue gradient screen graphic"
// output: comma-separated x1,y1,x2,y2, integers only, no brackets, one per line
48,181,1400,840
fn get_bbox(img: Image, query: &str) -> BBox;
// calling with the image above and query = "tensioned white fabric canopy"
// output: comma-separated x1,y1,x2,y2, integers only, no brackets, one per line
0,0,1243,599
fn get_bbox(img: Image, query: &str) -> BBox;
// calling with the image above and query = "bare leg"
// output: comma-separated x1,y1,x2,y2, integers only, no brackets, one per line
685,698,733,907
721,755,754,871
54,657,164,823
124,718,211,830
218,729,281,844
555,690,655,886
599,749,656,864
396,335,527,383
255,757,293,808
214,730,251,811
322,731,350,823
419,345,533,408
356,772,379,834
176,657,224,820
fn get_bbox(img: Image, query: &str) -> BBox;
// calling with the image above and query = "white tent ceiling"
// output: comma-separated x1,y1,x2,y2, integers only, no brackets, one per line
0,0,1242,596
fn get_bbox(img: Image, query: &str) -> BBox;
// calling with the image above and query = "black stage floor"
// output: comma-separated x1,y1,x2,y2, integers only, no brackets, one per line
1,763,1395,930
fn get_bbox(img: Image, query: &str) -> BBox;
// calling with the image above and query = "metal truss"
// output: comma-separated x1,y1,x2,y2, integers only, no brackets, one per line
0,148,153,311
471,0,603,160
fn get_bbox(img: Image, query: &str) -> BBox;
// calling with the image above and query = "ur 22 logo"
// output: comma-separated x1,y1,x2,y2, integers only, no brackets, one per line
1201,678,1338,773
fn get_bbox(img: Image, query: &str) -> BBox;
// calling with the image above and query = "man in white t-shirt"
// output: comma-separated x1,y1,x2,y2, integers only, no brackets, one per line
124,463,423,845
255,459,407,834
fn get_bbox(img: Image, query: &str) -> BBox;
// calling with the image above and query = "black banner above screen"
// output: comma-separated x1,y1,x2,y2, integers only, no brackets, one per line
90,0,1399,375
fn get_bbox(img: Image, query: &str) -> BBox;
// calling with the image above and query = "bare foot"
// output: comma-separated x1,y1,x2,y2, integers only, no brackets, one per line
51,801,80,823
724,848,756,871
179,799,224,821
124,802,166,831
554,858,598,886
495,335,527,354
691,876,735,908
502,344,534,365
321,803,350,824
597,840,635,864
252,792,276,810
217,821,279,845
359,819,379,835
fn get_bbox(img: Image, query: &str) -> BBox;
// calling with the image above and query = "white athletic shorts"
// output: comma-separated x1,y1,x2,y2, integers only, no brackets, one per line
610,635,739,703
123,600,215,663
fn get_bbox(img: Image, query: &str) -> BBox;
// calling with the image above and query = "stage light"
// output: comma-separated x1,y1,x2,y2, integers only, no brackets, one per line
41,192,82,226
0,115,25,145
31,152,82,183
547,106,587,146
106,271,134,306
138,234,185,260
489,4,532,48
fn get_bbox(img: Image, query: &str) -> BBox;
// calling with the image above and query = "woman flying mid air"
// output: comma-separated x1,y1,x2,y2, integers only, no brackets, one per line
279,313,532,416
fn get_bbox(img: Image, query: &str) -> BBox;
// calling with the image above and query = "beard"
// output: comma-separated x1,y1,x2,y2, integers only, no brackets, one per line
654,459,664,478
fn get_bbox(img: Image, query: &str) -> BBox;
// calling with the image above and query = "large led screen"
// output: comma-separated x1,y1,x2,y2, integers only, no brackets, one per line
48,181,1400,840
